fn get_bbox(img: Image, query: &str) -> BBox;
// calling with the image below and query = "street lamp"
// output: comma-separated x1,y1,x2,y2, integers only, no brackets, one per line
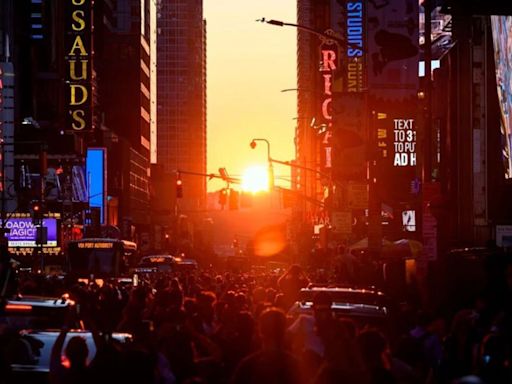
250,138,274,190
258,18,343,47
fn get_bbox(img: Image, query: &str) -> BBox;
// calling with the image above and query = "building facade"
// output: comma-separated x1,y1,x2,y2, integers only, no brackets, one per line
295,0,421,252
156,0,206,213
0,0,158,257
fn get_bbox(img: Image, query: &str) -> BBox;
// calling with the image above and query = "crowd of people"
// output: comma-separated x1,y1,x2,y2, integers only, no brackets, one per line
1,252,512,384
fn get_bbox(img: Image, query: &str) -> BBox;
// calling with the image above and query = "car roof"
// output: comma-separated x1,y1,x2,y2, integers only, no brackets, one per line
176,258,197,264
296,302,388,317
141,254,174,260
7,295,75,308
300,286,385,296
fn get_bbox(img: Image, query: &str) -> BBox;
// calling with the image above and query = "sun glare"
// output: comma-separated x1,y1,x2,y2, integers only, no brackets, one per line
241,165,269,193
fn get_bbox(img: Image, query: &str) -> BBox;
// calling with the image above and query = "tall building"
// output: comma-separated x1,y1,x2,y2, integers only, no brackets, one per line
97,0,158,243
0,0,16,215
157,0,207,212
2,0,159,249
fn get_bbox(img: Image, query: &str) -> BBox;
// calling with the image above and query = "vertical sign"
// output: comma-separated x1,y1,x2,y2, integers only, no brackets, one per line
86,148,106,224
319,45,338,170
329,1,367,183
367,0,419,205
65,0,92,132
331,0,367,93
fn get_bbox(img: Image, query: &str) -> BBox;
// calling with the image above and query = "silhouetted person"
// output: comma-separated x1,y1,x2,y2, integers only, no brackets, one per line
313,318,369,384
50,329,91,384
231,308,304,384
357,330,396,384
277,265,309,309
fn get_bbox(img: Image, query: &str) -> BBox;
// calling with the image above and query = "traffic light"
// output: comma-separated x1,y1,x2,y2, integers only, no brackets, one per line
229,189,239,210
218,188,227,207
31,200,44,222
176,177,183,198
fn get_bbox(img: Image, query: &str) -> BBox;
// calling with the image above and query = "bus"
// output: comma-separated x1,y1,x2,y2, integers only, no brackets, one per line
66,238,138,278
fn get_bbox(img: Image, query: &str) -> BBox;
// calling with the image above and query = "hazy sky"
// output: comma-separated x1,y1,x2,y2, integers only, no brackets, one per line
204,0,297,191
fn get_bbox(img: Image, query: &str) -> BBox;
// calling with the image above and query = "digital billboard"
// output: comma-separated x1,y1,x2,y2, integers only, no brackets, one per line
6,218,58,247
367,0,419,100
491,16,512,179
86,148,106,224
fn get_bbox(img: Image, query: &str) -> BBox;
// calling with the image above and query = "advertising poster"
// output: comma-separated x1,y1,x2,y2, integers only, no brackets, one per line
6,218,58,247
491,16,512,179
367,0,419,100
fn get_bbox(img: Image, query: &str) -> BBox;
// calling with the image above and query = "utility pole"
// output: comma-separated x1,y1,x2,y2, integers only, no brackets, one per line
368,110,382,257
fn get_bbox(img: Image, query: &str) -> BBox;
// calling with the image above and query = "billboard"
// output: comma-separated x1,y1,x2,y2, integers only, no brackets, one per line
18,160,87,203
374,100,417,203
6,218,58,247
64,0,92,132
366,0,419,204
367,0,419,100
86,148,106,224
491,16,512,179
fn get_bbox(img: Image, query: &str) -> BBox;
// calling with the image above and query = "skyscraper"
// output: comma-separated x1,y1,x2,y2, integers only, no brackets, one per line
157,0,207,212
98,0,158,239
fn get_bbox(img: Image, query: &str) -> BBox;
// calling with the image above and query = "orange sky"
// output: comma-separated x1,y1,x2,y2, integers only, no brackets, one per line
204,0,297,192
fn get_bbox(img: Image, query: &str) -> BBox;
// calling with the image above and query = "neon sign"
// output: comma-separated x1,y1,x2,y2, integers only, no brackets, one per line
320,48,337,168
346,1,365,92
65,0,92,132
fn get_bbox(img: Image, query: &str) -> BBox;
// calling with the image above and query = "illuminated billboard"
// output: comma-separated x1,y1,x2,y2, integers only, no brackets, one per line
64,0,92,132
367,0,419,100
491,16,512,179
86,148,106,224
6,218,58,247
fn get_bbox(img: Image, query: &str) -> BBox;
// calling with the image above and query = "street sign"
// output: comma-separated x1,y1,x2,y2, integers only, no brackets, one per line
331,211,352,234
348,181,368,209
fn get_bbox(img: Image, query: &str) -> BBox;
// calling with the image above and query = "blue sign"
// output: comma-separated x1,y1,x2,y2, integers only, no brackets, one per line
86,148,106,224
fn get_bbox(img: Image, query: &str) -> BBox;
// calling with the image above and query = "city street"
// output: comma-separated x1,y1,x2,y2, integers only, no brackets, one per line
1,1,512,383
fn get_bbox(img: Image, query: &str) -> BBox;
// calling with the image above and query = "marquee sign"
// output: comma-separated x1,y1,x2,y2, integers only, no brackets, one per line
64,0,92,132
320,47,337,169
6,218,58,247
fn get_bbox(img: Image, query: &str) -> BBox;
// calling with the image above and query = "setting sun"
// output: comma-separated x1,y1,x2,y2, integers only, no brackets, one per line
241,165,269,193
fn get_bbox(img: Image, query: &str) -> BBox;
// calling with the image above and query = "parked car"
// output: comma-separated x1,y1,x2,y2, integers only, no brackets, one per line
1,294,131,383
288,286,392,330
1,294,81,331
6,330,132,384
